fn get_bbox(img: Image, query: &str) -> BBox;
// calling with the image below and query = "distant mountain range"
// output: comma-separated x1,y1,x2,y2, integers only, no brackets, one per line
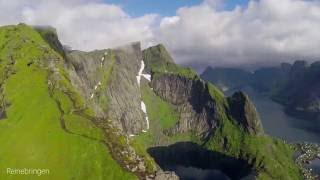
201,60,320,123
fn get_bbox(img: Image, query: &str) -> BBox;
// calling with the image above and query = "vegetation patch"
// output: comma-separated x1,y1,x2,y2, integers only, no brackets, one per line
143,44,197,79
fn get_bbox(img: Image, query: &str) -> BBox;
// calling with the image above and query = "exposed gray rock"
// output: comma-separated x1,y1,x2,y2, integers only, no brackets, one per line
151,74,217,139
65,42,146,134
0,104,6,120
105,43,147,134
228,91,264,135
154,171,179,180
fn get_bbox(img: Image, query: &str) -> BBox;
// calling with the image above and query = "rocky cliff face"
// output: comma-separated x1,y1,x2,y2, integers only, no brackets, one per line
151,73,264,137
228,91,264,135
151,74,217,138
65,42,146,134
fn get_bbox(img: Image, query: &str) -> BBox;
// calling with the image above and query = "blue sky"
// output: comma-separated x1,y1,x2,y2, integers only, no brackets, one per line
104,0,250,16
223,0,250,10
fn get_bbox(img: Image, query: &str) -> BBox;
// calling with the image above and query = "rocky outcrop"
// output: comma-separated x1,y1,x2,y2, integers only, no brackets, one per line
151,74,264,137
0,90,8,120
155,171,179,180
65,42,147,134
151,74,217,139
0,98,7,119
228,91,264,135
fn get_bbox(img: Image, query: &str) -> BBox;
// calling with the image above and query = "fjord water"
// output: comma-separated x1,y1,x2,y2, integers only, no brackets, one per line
227,86,320,143
227,87,320,175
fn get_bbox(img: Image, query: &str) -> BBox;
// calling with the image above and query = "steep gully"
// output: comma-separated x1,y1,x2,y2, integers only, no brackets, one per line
135,60,151,135
90,52,107,99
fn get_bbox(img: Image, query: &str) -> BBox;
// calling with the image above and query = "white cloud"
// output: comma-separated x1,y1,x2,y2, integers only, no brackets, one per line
0,0,320,70
203,0,224,8
0,0,157,50
156,0,320,70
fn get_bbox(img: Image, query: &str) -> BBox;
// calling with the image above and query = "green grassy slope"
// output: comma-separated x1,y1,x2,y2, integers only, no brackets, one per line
141,81,179,130
0,24,135,180
132,80,180,148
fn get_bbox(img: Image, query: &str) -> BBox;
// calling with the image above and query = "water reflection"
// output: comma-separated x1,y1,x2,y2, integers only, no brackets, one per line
148,142,253,180
169,166,230,180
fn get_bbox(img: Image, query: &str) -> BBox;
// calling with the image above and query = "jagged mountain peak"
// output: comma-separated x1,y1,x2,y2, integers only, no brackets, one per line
228,91,264,135
143,44,197,80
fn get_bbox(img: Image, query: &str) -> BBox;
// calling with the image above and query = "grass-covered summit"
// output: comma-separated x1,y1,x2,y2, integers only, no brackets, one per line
143,44,197,79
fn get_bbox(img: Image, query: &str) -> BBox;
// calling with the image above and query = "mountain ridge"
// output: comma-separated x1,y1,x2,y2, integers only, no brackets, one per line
0,24,304,179
201,61,320,127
